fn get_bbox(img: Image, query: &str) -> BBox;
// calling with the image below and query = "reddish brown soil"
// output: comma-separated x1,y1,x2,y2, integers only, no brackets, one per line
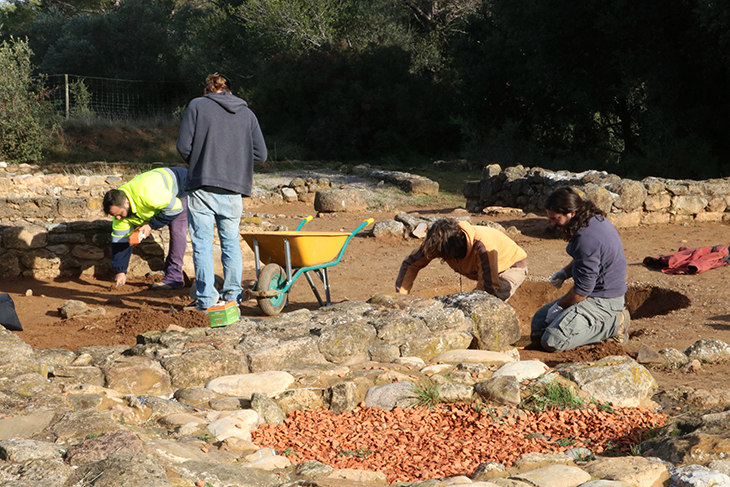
253,403,666,482
5,200,730,398
7,198,728,480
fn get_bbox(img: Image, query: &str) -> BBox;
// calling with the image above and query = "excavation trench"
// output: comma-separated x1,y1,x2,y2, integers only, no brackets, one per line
509,281,691,333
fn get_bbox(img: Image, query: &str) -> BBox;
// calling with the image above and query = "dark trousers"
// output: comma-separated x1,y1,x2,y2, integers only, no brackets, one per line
162,196,188,284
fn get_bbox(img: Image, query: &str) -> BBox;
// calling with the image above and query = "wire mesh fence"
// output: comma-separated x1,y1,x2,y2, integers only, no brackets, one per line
45,74,200,119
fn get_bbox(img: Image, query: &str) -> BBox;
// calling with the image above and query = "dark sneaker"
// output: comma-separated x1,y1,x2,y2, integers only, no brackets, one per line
150,282,184,291
182,300,206,312
612,309,631,346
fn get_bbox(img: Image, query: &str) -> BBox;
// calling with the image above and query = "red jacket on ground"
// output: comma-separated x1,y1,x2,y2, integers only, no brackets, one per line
643,245,729,274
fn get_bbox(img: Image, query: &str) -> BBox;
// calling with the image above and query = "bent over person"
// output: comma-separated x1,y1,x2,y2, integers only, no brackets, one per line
103,167,188,290
395,218,528,301
531,187,630,352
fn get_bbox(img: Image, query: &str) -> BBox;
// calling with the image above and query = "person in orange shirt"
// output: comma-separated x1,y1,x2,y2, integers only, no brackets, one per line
395,218,528,301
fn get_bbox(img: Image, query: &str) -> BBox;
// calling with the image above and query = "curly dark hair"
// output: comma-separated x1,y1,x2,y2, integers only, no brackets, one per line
422,218,468,260
545,187,605,241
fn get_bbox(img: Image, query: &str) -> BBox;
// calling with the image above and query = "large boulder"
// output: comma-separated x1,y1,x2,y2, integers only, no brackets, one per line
101,356,173,396
555,356,657,408
318,319,377,365
364,381,418,410
607,179,647,211
314,189,368,213
372,219,405,239
246,336,328,372
160,346,248,388
474,375,521,406
2,225,47,249
438,291,521,351
0,252,20,279
643,410,730,465
66,451,174,487
0,330,45,379
205,371,296,400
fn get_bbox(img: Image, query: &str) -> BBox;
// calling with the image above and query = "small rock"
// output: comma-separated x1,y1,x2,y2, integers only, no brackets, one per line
681,359,702,373
636,344,666,364
412,222,428,239
58,300,105,319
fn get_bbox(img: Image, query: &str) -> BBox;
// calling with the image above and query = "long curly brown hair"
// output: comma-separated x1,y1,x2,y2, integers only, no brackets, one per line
422,218,468,260
545,187,606,241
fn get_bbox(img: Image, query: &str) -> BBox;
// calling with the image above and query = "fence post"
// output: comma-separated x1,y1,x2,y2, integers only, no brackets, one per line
64,74,69,120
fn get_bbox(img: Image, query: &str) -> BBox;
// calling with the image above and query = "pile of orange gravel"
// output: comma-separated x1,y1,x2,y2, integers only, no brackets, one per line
251,403,667,483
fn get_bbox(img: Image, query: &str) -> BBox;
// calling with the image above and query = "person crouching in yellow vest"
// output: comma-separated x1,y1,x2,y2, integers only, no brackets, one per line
103,167,188,291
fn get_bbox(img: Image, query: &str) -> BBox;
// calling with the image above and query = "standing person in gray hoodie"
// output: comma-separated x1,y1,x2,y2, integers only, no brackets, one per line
177,73,268,311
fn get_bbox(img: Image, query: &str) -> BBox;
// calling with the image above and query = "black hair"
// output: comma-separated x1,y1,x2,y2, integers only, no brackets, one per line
103,189,128,215
545,187,605,241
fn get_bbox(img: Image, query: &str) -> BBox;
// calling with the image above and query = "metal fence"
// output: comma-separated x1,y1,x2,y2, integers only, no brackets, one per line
45,74,200,119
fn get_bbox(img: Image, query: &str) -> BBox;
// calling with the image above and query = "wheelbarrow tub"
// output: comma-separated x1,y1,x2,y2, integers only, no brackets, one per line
241,231,351,268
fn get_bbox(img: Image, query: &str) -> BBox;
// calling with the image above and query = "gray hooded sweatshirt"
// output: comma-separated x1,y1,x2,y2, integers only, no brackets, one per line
177,91,267,196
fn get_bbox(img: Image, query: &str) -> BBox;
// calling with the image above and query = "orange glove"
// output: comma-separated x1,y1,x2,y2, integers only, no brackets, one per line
128,228,143,246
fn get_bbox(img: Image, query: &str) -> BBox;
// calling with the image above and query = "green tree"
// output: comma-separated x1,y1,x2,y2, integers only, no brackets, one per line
233,0,355,51
50,0,178,79
0,37,59,162
0,0,41,35
8,0,180,80
172,0,269,87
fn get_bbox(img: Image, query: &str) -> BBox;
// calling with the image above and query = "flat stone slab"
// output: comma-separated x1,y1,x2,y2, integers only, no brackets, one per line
431,349,516,366
513,465,591,487
205,371,295,399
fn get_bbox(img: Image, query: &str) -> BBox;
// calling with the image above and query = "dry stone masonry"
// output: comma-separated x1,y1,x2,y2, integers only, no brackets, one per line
0,291,730,485
0,162,444,278
0,164,278,280
464,164,730,227
0,219,178,280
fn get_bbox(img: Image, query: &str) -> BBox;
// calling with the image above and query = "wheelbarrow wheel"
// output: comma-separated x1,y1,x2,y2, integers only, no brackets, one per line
256,263,288,316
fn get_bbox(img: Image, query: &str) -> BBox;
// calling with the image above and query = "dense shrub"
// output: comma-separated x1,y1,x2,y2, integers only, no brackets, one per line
0,38,59,163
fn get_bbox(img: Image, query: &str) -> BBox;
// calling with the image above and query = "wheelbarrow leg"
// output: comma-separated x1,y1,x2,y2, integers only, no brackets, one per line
312,268,331,305
321,268,331,305
252,236,262,280
303,271,325,306
283,238,293,284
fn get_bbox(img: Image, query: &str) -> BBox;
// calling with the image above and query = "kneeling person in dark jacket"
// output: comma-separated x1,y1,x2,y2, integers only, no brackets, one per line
531,187,630,352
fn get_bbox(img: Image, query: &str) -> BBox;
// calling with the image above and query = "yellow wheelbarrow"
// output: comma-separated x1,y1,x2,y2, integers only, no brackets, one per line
241,216,374,316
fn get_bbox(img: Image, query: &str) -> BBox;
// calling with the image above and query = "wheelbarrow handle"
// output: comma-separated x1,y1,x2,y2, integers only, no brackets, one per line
295,215,314,231
346,218,375,240
354,218,375,234
326,217,375,267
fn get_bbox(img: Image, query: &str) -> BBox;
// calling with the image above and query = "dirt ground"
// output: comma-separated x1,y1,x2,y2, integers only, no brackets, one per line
5,199,730,403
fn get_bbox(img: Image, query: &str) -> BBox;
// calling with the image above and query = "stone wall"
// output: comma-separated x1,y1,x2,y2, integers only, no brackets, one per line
464,164,730,227
0,220,185,280
0,163,172,279
0,163,276,280
0,167,124,224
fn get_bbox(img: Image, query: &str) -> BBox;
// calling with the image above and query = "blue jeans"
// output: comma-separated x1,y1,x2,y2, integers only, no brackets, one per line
187,189,243,309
